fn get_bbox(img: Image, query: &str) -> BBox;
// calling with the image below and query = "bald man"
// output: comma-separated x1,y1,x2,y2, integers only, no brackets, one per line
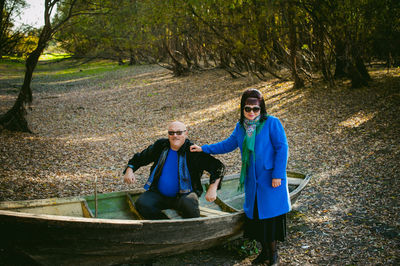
123,121,225,219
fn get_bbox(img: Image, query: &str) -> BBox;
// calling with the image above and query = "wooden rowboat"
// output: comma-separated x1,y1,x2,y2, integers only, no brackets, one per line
0,171,311,265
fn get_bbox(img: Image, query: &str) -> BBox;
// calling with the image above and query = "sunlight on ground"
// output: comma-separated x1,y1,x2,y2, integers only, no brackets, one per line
136,72,174,84
339,111,377,128
268,92,304,117
22,132,111,144
64,135,110,144
369,68,400,77
261,81,305,116
45,76,94,85
183,98,239,127
0,95,16,101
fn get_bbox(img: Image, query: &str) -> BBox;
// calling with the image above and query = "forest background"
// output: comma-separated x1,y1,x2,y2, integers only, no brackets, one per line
1,0,399,131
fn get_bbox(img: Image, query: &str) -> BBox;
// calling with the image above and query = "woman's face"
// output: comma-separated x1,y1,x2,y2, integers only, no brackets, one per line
243,104,261,121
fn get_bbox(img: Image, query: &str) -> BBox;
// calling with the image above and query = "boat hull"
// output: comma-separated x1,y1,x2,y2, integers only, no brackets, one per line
1,210,244,265
0,171,310,265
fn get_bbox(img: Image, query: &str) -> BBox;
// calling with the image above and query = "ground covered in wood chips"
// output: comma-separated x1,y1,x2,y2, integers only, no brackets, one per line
0,60,399,265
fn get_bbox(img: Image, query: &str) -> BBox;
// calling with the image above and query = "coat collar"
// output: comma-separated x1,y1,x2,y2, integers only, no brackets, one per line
162,138,192,154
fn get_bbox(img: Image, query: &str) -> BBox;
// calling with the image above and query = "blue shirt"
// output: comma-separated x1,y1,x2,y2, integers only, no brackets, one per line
157,149,179,197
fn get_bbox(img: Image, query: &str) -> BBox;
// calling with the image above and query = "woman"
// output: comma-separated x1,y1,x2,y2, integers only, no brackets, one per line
190,89,289,265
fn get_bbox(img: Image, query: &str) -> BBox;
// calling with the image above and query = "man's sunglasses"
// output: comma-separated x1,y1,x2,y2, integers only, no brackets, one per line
244,106,261,113
168,130,186,136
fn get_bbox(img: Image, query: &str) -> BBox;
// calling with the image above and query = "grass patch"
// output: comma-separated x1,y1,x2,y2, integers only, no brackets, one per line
0,56,26,64
39,53,72,61
0,58,25,80
0,57,132,93
36,64,126,81
1,53,72,62
0,57,25,66
33,59,129,80
224,239,259,257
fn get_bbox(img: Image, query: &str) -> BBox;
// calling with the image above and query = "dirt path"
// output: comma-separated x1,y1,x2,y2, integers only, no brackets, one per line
1,62,399,265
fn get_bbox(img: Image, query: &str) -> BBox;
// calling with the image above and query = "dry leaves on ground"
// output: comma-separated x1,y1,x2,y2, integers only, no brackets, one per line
0,61,399,265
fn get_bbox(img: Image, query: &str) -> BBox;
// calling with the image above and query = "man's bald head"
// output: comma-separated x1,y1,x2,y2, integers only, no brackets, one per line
167,121,187,131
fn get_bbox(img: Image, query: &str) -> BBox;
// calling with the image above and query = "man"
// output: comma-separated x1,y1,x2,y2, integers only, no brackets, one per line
123,121,225,219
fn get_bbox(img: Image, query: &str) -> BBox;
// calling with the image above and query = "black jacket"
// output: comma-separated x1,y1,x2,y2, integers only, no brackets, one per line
125,138,225,197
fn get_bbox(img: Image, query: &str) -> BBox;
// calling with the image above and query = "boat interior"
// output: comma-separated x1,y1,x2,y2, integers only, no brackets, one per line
0,184,241,220
0,173,306,220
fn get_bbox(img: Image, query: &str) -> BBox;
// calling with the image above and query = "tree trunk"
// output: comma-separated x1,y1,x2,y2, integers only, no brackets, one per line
129,48,139,66
182,41,193,70
286,2,304,89
348,65,367,88
349,54,370,88
203,51,210,68
316,25,334,86
0,35,46,132
118,57,124,65
0,98,31,132
333,39,371,88
163,39,189,76
355,55,371,81
334,40,348,79
0,0,6,58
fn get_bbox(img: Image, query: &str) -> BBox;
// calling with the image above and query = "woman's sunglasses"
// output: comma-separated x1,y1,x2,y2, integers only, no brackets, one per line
244,106,261,113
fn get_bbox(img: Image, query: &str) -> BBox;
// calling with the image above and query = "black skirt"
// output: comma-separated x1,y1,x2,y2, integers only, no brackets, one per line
243,197,287,242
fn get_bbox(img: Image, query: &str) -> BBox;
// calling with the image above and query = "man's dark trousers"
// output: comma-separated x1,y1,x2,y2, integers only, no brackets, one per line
135,190,200,219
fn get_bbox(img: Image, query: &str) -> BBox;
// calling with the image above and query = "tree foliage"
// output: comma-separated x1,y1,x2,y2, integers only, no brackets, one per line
2,0,400,132
0,0,27,57
55,0,399,88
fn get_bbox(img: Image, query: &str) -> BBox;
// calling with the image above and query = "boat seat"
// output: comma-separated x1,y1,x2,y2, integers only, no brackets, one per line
162,209,183,219
199,206,228,217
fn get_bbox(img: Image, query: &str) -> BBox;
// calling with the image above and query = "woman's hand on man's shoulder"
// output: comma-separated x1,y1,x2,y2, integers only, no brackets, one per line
190,144,202,152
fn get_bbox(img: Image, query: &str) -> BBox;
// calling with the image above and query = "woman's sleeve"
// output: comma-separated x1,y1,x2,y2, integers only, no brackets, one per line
201,124,239,154
269,118,289,180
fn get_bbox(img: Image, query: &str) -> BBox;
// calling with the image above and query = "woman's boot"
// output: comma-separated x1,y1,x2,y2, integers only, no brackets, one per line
268,241,279,266
252,241,269,264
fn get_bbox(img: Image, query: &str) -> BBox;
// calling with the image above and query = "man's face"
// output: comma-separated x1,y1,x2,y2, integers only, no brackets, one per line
167,122,187,151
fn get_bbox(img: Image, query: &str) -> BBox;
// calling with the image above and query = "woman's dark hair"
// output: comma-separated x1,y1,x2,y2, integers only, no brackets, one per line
239,88,268,125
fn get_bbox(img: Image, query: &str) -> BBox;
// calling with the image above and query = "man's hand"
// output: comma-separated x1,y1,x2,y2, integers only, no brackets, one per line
124,168,136,184
190,144,202,152
272,178,281,188
205,188,217,202
205,178,220,202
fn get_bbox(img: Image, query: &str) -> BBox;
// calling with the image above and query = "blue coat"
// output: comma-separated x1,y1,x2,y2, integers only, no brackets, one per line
202,116,290,219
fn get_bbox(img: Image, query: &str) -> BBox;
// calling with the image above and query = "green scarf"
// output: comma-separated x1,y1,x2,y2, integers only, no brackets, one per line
239,115,266,191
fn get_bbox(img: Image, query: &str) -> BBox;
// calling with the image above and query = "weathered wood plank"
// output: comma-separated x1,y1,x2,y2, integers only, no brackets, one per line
199,206,229,216
287,177,303,185
162,209,182,219
0,197,84,210
214,197,238,212
126,193,143,220
81,201,94,218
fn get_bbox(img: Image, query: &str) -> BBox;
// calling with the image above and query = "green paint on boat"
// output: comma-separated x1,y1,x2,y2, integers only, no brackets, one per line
84,191,140,219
